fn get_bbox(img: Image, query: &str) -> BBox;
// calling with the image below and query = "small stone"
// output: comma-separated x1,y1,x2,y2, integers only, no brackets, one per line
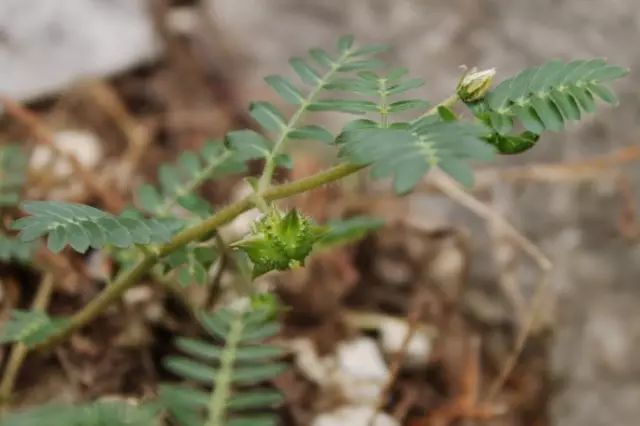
379,317,435,368
123,285,153,305
312,405,398,426
335,337,389,403
0,0,160,101
30,130,103,177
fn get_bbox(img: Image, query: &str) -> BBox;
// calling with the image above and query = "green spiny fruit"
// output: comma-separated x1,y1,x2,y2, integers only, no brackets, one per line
232,209,324,277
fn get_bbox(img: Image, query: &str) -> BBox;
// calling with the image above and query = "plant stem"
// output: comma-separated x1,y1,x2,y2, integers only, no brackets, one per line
417,94,459,120
32,94,460,355
0,273,54,408
249,190,271,214
207,234,229,305
205,311,244,426
208,232,253,304
33,162,365,354
256,49,352,192
378,77,389,128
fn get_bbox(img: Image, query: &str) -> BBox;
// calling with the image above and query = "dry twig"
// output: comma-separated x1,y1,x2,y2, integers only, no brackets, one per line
0,273,55,409
83,82,155,191
410,337,505,426
473,144,640,188
484,273,550,401
429,172,553,403
431,172,552,271
367,292,426,426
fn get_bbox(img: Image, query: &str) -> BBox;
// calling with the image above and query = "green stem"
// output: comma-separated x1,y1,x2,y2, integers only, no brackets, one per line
378,78,389,128
0,273,54,408
210,232,253,301
417,94,459,120
205,311,244,426
256,49,353,192
32,94,460,355
249,190,271,215
33,162,364,354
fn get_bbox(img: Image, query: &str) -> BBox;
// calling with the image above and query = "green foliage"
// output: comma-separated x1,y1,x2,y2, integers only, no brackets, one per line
0,144,34,262
163,245,218,287
316,215,384,249
232,209,324,277
2,36,629,426
484,130,540,154
134,140,246,286
161,297,286,426
137,141,244,220
339,116,495,192
225,131,272,163
466,59,628,153
0,233,32,262
251,35,392,154
326,67,494,192
0,310,69,348
334,58,626,193
0,401,161,426
0,145,28,207
132,130,308,287
11,201,174,253
322,67,429,116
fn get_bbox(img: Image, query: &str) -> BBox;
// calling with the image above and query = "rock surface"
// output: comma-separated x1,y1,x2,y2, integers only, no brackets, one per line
0,0,159,101
312,405,398,426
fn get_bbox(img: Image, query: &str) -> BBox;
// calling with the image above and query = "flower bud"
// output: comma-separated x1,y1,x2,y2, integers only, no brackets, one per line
456,67,496,102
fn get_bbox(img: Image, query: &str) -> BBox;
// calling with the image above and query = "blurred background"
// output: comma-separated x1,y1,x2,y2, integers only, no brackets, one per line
1,1,639,425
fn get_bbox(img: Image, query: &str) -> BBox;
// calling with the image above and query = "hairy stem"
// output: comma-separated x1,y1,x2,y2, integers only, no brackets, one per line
34,162,364,353
378,77,389,128
256,49,353,192
0,273,54,408
418,94,459,120
33,94,460,354
205,311,244,426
